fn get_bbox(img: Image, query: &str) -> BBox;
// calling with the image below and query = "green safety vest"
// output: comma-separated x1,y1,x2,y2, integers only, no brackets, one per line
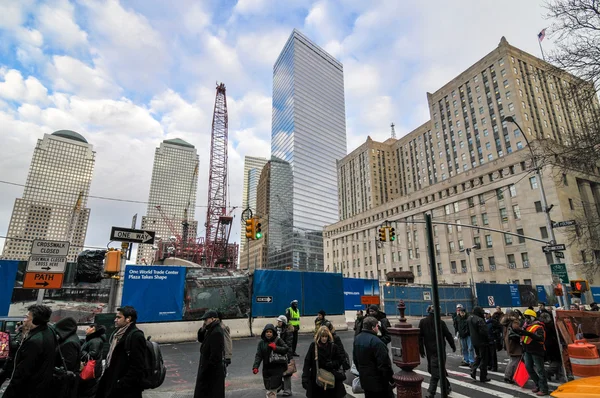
288,307,300,327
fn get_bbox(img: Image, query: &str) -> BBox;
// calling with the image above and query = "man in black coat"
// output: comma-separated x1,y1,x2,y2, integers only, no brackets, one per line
419,305,456,398
96,306,147,398
50,316,81,398
468,306,491,382
3,304,56,398
353,316,394,398
367,304,392,345
193,309,225,398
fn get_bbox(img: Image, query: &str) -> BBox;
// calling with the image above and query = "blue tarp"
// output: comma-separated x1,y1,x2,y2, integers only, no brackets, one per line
0,260,18,316
476,283,549,307
121,265,186,323
303,272,344,316
592,287,600,303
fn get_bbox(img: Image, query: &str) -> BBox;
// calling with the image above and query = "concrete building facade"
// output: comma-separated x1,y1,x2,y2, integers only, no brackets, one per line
2,130,95,262
325,37,600,286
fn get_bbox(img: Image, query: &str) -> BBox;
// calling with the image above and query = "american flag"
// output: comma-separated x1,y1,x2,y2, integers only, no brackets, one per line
538,28,546,42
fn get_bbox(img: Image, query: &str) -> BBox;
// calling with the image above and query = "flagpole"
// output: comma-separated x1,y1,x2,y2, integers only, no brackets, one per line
538,40,546,61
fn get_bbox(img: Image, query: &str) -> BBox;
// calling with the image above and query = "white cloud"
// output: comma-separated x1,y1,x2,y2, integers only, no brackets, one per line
0,0,35,30
0,69,49,104
233,0,274,15
37,0,88,49
183,4,211,34
48,55,121,99
236,30,290,66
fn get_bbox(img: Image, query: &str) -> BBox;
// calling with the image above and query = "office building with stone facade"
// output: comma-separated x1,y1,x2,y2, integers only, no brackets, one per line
325,37,600,286
2,130,95,262
239,156,267,261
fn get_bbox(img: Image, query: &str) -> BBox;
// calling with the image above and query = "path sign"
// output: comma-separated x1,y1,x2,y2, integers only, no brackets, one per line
256,296,273,303
110,227,155,244
551,263,570,284
488,296,495,306
27,255,67,273
552,220,576,228
543,244,566,253
23,272,64,289
31,240,70,256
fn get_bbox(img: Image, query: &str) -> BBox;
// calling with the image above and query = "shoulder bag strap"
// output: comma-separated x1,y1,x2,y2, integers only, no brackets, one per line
49,325,68,370
314,343,320,372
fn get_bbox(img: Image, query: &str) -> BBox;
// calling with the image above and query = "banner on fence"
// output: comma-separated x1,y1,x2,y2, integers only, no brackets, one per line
0,261,18,316
476,283,549,308
343,278,379,310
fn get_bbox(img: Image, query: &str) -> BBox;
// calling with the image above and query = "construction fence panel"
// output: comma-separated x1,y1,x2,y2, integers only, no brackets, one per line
382,285,472,317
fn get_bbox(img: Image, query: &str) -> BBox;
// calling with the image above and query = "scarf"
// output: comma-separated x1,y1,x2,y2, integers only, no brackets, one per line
106,323,131,367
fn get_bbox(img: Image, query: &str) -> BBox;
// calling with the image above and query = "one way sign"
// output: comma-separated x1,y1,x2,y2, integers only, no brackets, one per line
110,227,155,244
256,296,273,303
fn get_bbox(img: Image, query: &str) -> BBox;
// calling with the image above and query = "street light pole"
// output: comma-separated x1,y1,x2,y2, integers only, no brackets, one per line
503,116,565,307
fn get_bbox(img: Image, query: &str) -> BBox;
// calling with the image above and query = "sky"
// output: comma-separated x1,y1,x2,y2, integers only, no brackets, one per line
0,0,553,261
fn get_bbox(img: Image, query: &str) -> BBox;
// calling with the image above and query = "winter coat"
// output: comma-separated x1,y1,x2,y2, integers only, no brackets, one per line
500,315,522,357
193,320,225,398
277,322,294,361
455,312,470,338
50,317,82,398
253,324,289,391
3,323,56,398
332,332,350,370
78,325,107,398
302,340,346,398
96,325,146,398
542,319,561,362
372,310,392,345
315,316,328,334
517,320,546,357
222,322,233,361
353,329,394,394
468,307,489,348
486,318,502,346
418,313,456,378
354,316,364,336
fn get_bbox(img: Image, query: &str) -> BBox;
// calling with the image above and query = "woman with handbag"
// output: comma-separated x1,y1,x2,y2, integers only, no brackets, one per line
78,324,107,398
252,324,289,398
302,326,346,398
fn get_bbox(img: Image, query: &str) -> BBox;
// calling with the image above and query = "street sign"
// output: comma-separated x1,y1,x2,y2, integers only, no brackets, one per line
110,227,155,244
27,255,67,273
543,244,566,253
423,291,431,301
23,272,64,289
552,220,576,228
31,240,70,256
555,251,565,259
361,295,381,305
488,296,495,306
256,296,273,303
551,263,570,284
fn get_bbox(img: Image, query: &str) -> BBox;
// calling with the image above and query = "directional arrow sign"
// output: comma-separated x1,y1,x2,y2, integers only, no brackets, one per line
256,296,273,303
23,272,64,289
555,251,565,259
110,227,155,244
552,220,576,228
543,244,566,253
27,255,67,273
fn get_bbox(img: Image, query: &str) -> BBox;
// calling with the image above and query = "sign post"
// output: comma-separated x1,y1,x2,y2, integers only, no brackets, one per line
551,263,570,284
28,240,70,303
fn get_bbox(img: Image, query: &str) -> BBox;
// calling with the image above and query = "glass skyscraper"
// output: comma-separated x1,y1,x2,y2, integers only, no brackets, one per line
271,29,347,270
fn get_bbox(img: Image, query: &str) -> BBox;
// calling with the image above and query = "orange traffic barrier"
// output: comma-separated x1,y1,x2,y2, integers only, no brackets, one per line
568,340,600,378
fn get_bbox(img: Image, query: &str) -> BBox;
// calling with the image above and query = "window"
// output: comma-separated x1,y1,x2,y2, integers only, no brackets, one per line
529,176,538,189
471,215,478,226
449,242,455,252
477,258,484,272
516,141,523,150
435,244,441,255
534,201,543,212
505,234,513,245
437,263,443,275
508,103,515,112
517,228,525,243
489,256,496,271
500,207,508,222
509,184,517,197
508,254,516,268
447,224,453,234
569,198,574,210
524,279,532,286
468,197,475,208
451,261,457,274
486,234,493,248
540,227,549,239
479,106,484,114
458,239,464,250
482,213,489,225
474,236,481,248
513,205,521,219
445,204,451,215
497,188,504,200
408,249,414,259
522,252,529,268
461,259,467,273
478,194,485,204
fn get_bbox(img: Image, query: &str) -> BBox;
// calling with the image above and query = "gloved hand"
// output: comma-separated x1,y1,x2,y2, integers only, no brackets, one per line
252,368,259,374
325,361,334,369
268,342,277,350
302,380,309,390
225,358,231,366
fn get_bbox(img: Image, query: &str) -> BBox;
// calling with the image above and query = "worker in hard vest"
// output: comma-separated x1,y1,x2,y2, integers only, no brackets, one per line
515,309,548,396
285,300,300,357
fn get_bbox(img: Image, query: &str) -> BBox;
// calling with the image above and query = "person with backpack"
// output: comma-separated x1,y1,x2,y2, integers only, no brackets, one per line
96,306,147,398
50,316,82,398
194,310,225,398
217,312,233,372
78,324,107,398
253,323,289,398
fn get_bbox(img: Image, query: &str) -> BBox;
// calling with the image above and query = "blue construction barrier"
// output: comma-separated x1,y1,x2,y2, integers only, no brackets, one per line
0,260,18,316
475,283,552,308
342,278,379,310
382,285,472,317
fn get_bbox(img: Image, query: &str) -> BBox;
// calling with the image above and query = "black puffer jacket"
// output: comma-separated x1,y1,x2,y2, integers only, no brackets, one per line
303,339,346,398
50,317,81,398
455,312,470,338
468,307,489,348
371,309,392,345
78,325,107,398
353,329,394,394
194,320,225,398
253,324,289,391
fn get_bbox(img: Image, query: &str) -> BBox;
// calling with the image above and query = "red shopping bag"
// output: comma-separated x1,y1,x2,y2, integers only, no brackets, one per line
80,358,96,380
513,359,529,387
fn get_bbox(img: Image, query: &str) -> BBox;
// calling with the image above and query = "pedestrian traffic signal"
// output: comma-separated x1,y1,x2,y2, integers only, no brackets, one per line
389,227,396,241
570,279,589,297
379,227,387,242
255,218,263,239
245,218,255,239
105,249,121,274
554,284,563,297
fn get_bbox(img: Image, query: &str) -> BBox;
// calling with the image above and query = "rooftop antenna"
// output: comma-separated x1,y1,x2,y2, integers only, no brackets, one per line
391,122,396,139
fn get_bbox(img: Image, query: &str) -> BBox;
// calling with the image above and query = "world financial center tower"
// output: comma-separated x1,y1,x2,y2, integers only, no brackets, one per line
270,29,347,271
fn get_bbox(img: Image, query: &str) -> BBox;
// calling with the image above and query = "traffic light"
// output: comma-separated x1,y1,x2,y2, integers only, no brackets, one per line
554,284,563,297
255,218,263,239
570,279,589,297
105,249,121,274
389,227,396,241
379,227,387,242
245,218,255,240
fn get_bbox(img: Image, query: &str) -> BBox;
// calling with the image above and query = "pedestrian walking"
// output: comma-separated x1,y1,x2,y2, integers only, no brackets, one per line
302,326,346,398
193,309,225,398
78,324,107,398
325,322,351,371
276,315,295,396
538,311,564,383
217,312,233,372
353,310,364,337
96,306,148,398
314,310,328,334
353,317,394,398
468,306,491,383
286,300,301,356
3,304,55,398
454,305,474,366
50,316,82,398
484,310,500,372
500,310,522,384
418,305,456,398
366,304,391,345
514,309,549,396
253,323,289,398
